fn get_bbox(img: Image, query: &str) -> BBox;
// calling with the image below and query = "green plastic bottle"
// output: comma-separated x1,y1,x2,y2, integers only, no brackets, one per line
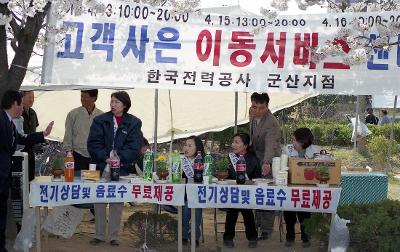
204,151,214,184
143,149,153,181
171,150,182,183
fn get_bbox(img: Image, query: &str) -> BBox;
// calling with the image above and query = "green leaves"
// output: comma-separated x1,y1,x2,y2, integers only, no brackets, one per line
304,200,400,251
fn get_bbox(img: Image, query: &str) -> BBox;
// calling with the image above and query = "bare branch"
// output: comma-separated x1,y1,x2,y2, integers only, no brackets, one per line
9,17,21,38
11,11,22,23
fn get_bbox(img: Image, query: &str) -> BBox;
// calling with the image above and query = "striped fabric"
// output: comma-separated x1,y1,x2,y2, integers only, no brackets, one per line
339,172,388,205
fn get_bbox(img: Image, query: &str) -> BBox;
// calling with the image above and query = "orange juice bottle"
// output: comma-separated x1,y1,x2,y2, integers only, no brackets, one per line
64,151,75,182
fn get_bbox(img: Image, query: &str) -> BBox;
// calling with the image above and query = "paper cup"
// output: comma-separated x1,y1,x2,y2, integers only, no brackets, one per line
280,154,288,170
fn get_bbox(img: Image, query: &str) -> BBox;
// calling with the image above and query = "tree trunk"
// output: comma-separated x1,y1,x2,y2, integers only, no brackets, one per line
0,25,8,88
0,3,50,101
0,4,9,90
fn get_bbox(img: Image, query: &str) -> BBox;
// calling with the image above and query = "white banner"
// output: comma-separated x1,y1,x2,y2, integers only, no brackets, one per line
186,184,341,213
30,180,185,207
43,2,400,95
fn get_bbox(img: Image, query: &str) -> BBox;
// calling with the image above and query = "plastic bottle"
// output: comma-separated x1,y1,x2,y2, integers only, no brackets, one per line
110,149,121,181
64,151,75,182
102,164,111,182
143,149,153,181
193,151,204,183
236,154,247,185
204,151,214,184
171,150,182,183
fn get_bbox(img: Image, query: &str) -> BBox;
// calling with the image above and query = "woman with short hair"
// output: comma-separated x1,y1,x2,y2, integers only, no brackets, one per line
87,91,143,246
282,128,320,248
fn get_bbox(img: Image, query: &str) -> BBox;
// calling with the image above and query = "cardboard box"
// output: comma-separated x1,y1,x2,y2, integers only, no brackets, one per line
288,158,341,185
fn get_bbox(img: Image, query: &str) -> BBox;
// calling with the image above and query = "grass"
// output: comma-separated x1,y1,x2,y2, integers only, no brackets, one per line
323,146,400,201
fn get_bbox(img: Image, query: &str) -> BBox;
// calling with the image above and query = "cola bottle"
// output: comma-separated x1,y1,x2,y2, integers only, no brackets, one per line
236,154,247,185
193,151,204,183
110,149,121,181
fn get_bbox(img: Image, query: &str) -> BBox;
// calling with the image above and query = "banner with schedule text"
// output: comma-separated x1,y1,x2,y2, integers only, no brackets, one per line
44,2,400,95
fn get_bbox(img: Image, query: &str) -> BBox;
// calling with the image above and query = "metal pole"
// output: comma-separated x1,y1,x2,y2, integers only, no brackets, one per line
191,208,196,252
152,89,159,214
36,206,41,252
234,92,238,134
386,96,398,174
352,96,360,166
41,4,57,84
153,89,159,169
178,206,183,252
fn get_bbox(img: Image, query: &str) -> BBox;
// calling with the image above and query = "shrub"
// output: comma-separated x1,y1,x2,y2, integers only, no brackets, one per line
124,211,178,246
304,200,400,251
366,135,399,171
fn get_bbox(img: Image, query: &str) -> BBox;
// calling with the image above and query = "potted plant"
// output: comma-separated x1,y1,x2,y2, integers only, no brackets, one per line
156,154,169,180
316,165,330,184
52,156,64,180
215,157,229,181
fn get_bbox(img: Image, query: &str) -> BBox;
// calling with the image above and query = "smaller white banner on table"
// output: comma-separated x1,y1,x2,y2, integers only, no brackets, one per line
30,180,185,207
186,184,341,213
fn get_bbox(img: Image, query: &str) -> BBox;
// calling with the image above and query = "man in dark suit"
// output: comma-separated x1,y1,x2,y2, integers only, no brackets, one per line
0,90,53,252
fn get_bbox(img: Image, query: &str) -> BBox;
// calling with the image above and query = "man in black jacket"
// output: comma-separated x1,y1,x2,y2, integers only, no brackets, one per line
0,90,53,252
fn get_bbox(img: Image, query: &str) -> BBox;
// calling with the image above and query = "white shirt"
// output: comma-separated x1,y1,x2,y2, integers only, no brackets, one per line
63,106,103,157
282,144,321,159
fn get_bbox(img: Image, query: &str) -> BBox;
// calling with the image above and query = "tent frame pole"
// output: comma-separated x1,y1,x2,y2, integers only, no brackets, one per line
153,89,159,169
386,96,398,174
352,96,360,166
234,92,238,134
41,4,56,84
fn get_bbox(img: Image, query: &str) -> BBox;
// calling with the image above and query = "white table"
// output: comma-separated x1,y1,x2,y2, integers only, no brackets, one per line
30,176,186,252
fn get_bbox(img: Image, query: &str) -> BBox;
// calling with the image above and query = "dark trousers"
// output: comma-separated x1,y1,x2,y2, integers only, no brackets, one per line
0,189,9,252
223,209,257,241
73,151,91,171
284,211,311,242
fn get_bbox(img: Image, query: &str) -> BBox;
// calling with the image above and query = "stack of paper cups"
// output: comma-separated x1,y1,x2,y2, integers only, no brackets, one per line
89,163,97,171
272,157,281,179
280,154,288,171
276,171,288,185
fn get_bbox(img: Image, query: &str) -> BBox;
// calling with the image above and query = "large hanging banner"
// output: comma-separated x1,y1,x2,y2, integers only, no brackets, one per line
186,184,341,213
43,2,400,95
30,180,185,207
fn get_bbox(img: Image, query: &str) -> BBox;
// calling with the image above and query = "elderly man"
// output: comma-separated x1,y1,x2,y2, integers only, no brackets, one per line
0,90,53,252
249,92,281,240
21,90,39,181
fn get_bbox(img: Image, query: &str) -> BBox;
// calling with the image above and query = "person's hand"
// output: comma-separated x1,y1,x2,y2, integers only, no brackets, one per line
43,121,54,137
262,162,271,177
249,107,254,120
105,158,112,165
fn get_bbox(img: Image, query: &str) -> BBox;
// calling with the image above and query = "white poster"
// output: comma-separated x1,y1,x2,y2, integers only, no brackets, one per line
43,2,400,95
30,181,186,207
186,184,341,213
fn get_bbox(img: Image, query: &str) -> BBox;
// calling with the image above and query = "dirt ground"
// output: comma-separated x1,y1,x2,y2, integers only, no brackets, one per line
5,203,326,252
